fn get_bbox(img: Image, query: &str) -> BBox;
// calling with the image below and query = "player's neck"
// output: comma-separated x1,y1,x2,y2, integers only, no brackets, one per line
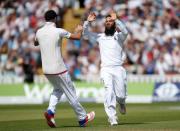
45,21,56,27
46,19,56,24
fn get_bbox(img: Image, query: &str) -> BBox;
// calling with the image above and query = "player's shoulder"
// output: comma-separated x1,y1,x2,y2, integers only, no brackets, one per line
98,33,107,39
56,28,70,37
36,25,45,34
37,25,45,31
96,33,105,41
114,32,119,35
98,33,105,37
55,27,64,32
113,31,120,37
55,27,67,33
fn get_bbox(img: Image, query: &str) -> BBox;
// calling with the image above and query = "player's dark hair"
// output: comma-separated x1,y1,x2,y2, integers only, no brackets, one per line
105,14,111,18
44,10,57,21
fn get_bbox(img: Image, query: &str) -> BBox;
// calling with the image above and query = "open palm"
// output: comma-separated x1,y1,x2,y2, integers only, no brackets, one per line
87,12,96,22
75,25,83,33
110,12,117,21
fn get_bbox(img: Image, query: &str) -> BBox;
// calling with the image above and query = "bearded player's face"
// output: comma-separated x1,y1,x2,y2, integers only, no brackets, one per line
105,17,115,29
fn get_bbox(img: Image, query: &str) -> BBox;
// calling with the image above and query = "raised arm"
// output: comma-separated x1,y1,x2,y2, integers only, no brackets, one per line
115,19,128,41
111,13,128,42
58,25,83,40
83,12,100,40
69,25,83,40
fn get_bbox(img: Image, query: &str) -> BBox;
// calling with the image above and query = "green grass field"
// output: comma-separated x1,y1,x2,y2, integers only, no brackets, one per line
0,102,180,131
0,81,154,96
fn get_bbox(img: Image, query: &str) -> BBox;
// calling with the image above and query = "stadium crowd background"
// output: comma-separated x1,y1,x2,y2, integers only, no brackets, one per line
0,0,179,82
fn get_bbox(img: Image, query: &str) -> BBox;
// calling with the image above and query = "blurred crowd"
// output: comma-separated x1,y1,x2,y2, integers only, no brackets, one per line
0,0,180,82
0,0,69,82
67,0,180,80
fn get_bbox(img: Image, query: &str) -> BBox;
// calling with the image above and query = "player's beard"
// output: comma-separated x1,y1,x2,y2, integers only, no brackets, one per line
105,24,116,36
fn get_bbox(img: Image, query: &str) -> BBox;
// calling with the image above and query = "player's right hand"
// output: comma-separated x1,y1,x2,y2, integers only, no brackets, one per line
110,12,117,21
75,25,83,33
87,12,96,22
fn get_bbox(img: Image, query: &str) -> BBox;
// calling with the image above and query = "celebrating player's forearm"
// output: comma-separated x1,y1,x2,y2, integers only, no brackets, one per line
83,12,100,40
110,12,128,42
83,21,90,37
69,25,83,40
115,19,128,37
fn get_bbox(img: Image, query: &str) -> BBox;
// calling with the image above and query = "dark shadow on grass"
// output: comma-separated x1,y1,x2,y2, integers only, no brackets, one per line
57,125,80,128
118,122,145,125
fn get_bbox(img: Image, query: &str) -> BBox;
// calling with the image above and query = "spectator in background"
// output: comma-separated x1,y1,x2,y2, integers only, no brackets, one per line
0,41,8,74
0,0,180,81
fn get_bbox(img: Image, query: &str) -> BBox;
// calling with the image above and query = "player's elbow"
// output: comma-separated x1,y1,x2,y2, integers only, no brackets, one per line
123,29,129,36
122,30,129,40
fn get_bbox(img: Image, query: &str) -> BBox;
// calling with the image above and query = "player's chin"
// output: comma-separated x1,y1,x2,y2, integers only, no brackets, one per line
105,26,111,30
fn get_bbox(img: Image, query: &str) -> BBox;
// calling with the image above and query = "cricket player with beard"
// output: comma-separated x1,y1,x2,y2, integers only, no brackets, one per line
34,10,95,128
83,12,128,126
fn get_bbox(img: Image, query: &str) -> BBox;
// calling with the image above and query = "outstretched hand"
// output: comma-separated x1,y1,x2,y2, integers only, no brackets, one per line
110,12,117,21
74,25,83,33
87,12,96,22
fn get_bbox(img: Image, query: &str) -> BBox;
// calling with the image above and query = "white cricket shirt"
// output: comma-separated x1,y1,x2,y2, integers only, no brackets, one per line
35,22,71,74
83,20,128,67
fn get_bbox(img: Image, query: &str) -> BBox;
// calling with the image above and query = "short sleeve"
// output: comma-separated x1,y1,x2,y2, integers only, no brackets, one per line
58,28,71,38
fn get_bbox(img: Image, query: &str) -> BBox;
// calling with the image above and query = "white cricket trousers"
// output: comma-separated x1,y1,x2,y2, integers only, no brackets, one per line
45,71,87,121
100,66,127,119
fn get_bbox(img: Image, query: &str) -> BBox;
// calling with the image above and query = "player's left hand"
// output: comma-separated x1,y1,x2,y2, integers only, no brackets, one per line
110,12,117,21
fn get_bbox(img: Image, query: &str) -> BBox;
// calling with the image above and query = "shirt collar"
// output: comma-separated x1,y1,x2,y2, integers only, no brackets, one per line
45,22,56,27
